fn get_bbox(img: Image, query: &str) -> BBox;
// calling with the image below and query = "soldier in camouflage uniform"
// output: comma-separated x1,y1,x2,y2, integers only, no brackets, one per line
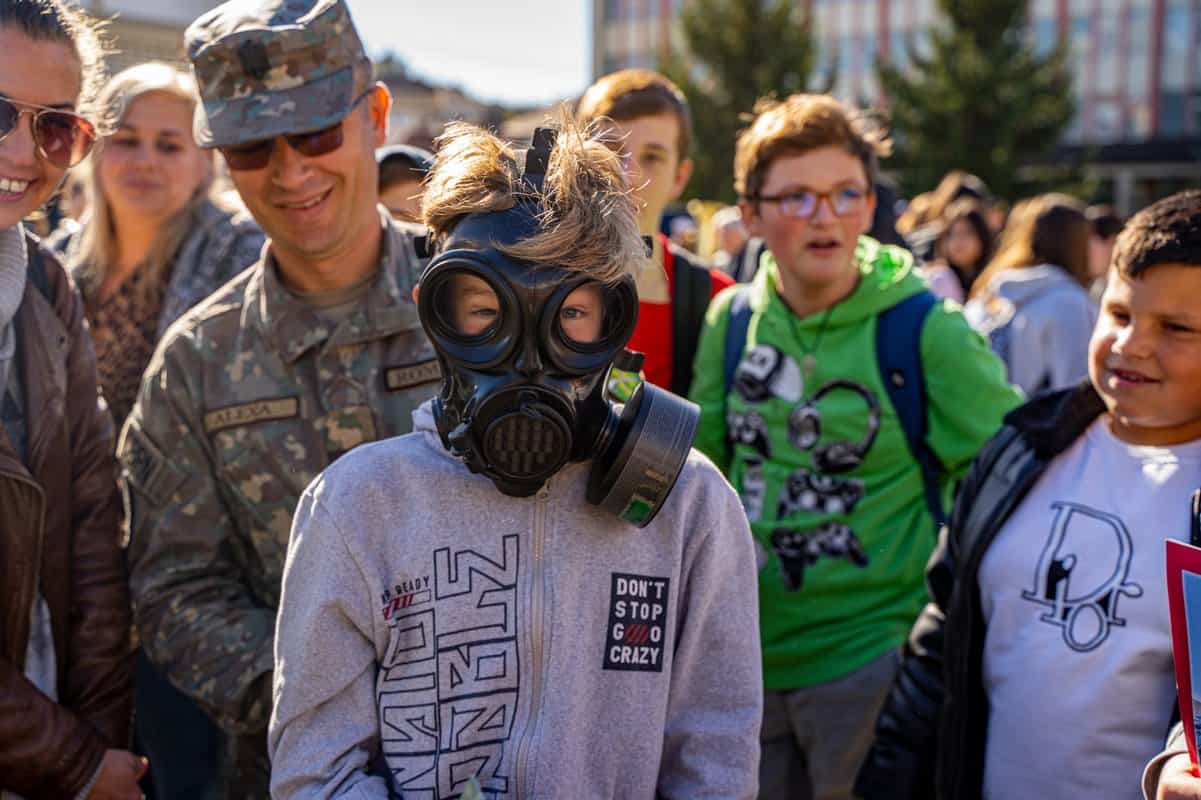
117,1,439,796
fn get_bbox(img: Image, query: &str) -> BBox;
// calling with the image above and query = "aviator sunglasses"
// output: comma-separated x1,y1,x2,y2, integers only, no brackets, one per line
219,88,375,171
0,96,97,168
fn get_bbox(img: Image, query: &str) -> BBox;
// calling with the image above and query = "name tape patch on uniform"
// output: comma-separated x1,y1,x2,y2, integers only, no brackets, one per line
203,397,300,433
385,359,441,391
603,572,670,672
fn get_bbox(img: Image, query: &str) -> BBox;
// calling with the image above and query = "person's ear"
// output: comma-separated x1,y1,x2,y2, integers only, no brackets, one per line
861,189,878,235
411,284,420,304
669,157,693,202
367,83,391,147
738,198,762,237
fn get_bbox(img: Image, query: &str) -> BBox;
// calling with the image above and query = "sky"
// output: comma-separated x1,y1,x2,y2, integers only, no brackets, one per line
345,1,592,108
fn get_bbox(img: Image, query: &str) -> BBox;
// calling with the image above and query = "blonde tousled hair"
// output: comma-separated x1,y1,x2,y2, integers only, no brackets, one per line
423,110,644,284
75,62,224,292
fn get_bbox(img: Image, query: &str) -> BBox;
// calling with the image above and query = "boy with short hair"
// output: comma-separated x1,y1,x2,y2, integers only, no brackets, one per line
577,69,733,397
267,120,762,798
688,93,1021,799
859,189,1201,800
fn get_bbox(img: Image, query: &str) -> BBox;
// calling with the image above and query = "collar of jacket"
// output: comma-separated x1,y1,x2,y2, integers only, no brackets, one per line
1002,380,1107,460
249,208,423,363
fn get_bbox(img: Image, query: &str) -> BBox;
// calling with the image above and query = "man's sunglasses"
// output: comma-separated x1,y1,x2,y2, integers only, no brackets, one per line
0,96,97,168
219,88,374,171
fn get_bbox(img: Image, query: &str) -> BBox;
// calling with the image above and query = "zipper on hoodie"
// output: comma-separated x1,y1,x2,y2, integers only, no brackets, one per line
514,481,551,797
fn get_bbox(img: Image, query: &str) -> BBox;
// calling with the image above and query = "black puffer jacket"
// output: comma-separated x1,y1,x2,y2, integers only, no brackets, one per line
854,383,1110,800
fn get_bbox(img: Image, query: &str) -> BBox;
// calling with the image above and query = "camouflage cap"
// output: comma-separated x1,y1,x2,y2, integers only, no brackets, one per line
186,0,371,148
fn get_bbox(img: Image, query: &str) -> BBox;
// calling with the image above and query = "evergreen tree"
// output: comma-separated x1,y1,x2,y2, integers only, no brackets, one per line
662,0,822,203
880,0,1075,200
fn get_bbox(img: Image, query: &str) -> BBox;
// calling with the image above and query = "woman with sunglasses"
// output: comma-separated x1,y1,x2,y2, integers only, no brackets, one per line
0,1,146,799
46,61,264,800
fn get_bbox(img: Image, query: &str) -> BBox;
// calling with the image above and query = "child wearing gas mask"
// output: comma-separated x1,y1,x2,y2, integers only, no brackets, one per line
267,119,763,798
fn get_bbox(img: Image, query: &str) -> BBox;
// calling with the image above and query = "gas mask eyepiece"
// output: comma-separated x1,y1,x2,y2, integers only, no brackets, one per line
417,126,699,526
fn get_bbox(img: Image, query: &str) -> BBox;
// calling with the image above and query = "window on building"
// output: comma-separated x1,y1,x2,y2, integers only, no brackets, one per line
1032,17,1057,56
1096,9,1121,94
889,31,908,71
889,0,907,34
1127,5,1151,101
1093,101,1124,140
1162,1,1193,91
1158,92,1187,137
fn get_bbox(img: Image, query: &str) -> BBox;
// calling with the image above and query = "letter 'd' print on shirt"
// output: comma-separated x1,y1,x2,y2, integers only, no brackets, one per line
1019,502,1144,652
603,573,669,672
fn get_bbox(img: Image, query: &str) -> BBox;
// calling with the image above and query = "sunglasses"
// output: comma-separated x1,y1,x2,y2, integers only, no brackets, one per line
219,88,374,171
0,96,97,168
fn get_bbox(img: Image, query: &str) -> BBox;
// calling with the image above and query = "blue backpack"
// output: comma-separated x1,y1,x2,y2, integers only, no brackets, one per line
722,287,947,526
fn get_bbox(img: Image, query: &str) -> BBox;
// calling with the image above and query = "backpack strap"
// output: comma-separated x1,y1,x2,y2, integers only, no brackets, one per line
670,249,712,397
737,237,766,283
876,290,946,527
722,285,754,397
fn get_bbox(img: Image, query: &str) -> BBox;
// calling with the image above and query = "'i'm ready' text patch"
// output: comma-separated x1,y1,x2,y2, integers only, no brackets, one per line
603,573,669,672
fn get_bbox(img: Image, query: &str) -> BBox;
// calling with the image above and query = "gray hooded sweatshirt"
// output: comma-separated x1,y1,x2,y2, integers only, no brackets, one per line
268,401,763,799
964,264,1097,396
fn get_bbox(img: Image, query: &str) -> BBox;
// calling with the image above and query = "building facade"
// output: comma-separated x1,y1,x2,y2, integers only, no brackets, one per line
71,0,222,73
592,0,1200,212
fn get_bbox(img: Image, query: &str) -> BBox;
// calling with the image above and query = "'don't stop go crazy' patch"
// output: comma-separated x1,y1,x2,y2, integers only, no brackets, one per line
603,572,670,672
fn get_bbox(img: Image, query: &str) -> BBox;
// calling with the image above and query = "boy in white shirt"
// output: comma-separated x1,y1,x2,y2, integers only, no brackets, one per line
858,189,1201,800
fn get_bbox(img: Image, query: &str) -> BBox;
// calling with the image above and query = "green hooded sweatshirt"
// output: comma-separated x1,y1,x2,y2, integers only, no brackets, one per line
690,236,1023,689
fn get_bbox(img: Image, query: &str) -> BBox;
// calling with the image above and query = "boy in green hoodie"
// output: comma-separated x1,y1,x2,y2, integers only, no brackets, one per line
689,94,1023,800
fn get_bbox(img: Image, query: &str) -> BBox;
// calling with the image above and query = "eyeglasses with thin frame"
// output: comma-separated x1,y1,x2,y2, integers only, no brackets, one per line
0,96,97,169
754,186,869,220
218,87,376,172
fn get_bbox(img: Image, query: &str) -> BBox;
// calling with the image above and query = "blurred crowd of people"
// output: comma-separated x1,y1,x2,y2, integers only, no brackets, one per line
2,0,1201,799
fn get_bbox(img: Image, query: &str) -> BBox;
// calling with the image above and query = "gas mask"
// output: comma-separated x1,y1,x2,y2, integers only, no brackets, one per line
416,129,699,527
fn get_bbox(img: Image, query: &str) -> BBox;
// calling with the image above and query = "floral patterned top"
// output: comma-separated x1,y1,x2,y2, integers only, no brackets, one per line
85,263,168,426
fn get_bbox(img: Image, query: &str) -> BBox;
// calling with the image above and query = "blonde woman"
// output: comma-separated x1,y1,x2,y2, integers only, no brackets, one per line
51,61,264,800
54,61,264,425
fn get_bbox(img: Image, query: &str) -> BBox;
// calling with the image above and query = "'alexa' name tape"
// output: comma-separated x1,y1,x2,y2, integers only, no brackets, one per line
204,397,299,433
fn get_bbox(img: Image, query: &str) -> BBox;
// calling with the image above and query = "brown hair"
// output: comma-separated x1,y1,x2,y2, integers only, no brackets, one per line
734,93,892,201
1112,190,1201,278
423,111,644,284
1086,204,1124,240
971,193,1090,297
576,69,692,159
0,0,109,121
926,170,991,223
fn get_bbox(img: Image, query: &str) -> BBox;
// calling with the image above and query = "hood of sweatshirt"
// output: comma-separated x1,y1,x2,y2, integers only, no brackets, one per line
752,235,927,330
987,263,1084,309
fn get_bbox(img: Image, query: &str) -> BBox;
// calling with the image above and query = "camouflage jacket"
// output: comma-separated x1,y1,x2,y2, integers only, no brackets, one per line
118,212,439,794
